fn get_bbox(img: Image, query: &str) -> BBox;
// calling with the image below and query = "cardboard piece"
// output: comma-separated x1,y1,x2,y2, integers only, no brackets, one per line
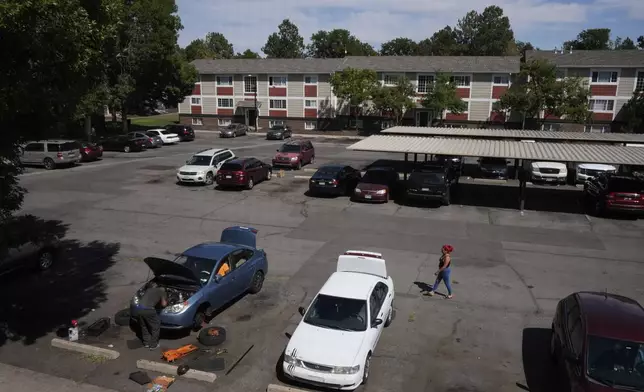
146,376,175,392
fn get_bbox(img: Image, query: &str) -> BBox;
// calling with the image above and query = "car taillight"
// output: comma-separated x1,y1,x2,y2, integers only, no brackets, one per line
331,179,338,185
84,148,91,153
236,171,245,177
57,152,63,158
607,192,616,200
149,138,153,142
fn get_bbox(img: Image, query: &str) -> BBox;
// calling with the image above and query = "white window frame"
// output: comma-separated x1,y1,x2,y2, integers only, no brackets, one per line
304,121,316,130
492,75,510,85
269,99,287,110
191,97,201,105
584,125,609,133
191,118,203,126
244,75,257,94
381,119,395,130
269,120,284,128
268,75,287,87
634,70,644,92
217,98,234,108
383,74,403,86
216,76,233,86
218,119,231,126
304,75,318,85
588,99,615,112
304,99,317,108
417,74,434,94
450,75,471,88
590,70,618,85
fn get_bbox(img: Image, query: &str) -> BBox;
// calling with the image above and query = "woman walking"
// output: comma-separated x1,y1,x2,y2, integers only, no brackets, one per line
425,245,453,299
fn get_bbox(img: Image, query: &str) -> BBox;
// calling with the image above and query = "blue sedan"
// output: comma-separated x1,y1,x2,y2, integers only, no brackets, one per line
130,226,268,331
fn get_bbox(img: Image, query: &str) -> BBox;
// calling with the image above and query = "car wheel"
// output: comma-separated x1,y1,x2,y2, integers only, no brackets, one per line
37,249,55,270
384,308,393,327
43,158,55,170
198,326,227,346
249,271,264,294
296,161,302,170
114,309,131,327
266,170,272,181
124,145,131,153
247,178,254,190
205,172,214,185
362,354,371,385
192,311,206,332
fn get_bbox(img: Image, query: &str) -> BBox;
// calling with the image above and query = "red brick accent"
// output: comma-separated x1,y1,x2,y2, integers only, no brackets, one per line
590,85,617,96
492,86,508,99
445,113,468,121
269,87,287,97
304,85,318,97
544,111,560,120
490,111,506,122
455,88,470,99
304,108,318,118
191,105,202,115
593,112,613,121
192,84,201,95
269,110,287,117
217,108,234,116
217,87,233,96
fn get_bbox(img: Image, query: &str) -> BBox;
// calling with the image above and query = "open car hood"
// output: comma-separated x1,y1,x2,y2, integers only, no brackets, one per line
144,257,201,285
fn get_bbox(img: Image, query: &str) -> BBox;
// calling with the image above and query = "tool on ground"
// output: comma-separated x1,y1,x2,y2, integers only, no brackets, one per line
225,344,254,375
162,344,199,362
146,376,175,392
68,320,79,342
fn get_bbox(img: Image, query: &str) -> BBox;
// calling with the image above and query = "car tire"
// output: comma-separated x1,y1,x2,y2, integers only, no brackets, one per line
192,311,206,332
197,326,227,346
37,249,55,271
248,271,264,294
43,158,55,170
362,354,371,385
247,178,254,190
124,145,131,153
266,170,272,181
205,172,214,185
114,309,131,327
296,161,302,170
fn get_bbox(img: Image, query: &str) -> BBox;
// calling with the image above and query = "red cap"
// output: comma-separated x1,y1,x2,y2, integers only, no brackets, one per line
71,320,78,327
442,244,454,253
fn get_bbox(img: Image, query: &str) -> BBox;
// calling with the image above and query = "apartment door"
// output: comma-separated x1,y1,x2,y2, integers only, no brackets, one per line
245,109,257,127
415,111,430,127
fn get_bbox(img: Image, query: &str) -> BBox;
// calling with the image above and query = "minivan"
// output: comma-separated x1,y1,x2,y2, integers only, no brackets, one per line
20,140,81,170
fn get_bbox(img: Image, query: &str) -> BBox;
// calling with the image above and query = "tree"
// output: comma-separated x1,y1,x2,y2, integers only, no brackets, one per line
515,41,535,56
417,38,433,55
619,92,644,133
380,38,419,56
564,28,611,50
613,37,637,50
236,49,260,59
262,19,305,58
423,27,462,55
185,39,212,61
455,6,516,56
329,68,380,127
638,36,644,49
548,77,592,125
308,29,377,58
184,32,234,61
421,73,467,123
371,78,416,125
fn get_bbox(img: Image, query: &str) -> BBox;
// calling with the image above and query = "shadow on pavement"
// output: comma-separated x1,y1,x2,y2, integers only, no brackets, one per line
522,328,566,392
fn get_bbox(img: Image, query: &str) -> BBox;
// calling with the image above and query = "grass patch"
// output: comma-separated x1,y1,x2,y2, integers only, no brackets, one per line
130,113,179,127
81,353,110,364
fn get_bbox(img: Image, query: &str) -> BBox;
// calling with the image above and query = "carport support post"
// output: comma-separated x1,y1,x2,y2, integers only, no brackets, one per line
404,153,408,181
513,159,519,179
413,153,418,170
424,154,428,162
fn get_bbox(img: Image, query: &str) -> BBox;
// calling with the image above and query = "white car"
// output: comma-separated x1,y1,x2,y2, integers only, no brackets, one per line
529,161,567,184
283,250,394,391
576,163,617,183
176,148,235,185
147,128,180,144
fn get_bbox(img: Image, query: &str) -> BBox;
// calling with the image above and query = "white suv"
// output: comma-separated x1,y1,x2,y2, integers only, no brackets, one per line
176,148,235,185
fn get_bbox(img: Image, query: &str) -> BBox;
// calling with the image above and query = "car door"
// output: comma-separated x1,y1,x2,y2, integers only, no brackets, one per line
372,282,389,347
207,254,238,310
23,142,44,164
563,296,584,389
228,249,255,296
366,289,382,351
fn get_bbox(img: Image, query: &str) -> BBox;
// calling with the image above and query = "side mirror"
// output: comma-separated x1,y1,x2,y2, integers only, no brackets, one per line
372,319,383,328
298,306,305,316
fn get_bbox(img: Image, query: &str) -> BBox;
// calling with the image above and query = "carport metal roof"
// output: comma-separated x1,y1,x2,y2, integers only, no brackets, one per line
347,135,644,166
382,126,644,144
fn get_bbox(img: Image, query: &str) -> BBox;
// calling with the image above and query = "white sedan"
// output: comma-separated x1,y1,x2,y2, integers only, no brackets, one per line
282,250,394,390
147,129,180,144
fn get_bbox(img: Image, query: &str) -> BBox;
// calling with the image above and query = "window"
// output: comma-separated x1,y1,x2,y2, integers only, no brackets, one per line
584,125,609,133
304,99,317,108
269,99,286,109
591,71,618,84
268,76,287,87
417,75,434,93
216,76,232,86
304,75,318,84
269,120,284,128
191,118,203,126
493,75,509,85
24,143,44,152
304,121,316,130
543,123,562,132
383,74,401,86
218,119,231,126
217,98,234,108
589,99,614,112
243,76,257,93
381,119,395,129
636,71,644,92
450,75,471,87
191,97,201,105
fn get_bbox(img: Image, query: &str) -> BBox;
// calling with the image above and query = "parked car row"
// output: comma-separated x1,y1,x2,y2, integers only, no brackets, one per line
101,125,195,153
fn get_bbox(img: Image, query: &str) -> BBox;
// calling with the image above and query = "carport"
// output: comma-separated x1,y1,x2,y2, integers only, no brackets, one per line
346,135,644,211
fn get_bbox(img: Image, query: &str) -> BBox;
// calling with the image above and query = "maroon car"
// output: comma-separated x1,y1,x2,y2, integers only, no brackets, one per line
272,140,315,170
353,167,399,203
551,291,644,391
216,158,272,190
79,142,103,161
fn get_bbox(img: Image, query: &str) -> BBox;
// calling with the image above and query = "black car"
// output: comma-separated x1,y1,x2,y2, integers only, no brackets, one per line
266,125,293,140
100,135,146,153
405,164,455,205
478,157,509,179
583,174,644,217
0,216,60,276
435,155,463,177
165,124,195,141
308,165,362,197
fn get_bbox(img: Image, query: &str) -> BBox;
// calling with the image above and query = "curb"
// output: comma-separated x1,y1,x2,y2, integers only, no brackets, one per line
267,384,309,392
136,359,217,383
51,338,120,359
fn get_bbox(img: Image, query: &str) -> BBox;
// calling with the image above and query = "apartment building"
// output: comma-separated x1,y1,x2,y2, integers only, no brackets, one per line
179,56,521,130
526,50,644,132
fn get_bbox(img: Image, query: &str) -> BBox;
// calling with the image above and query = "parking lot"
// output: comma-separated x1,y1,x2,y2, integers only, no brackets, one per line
2,131,644,392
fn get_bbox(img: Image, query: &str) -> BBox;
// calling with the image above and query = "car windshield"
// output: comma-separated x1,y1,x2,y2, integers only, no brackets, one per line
187,155,211,166
172,255,217,284
316,167,342,176
161,130,175,135
587,336,644,389
609,178,644,193
410,172,444,184
361,170,391,184
279,144,301,153
146,132,158,137
481,158,507,165
304,294,367,332
270,126,284,131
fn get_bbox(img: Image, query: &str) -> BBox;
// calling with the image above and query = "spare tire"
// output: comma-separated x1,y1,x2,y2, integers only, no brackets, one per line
198,326,227,346
114,309,131,327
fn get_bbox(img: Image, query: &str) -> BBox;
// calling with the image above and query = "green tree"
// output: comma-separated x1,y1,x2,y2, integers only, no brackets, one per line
455,6,516,56
262,19,305,58
564,28,612,50
421,73,467,123
417,38,433,55
548,77,592,125
308,29,377,58
515,41,535,57
423,27,462,55
613,37,637,50
329,68,380,128
236,49,261,59
371,78,416,125
638,36,644,49
185,39,212,61
380,38,419,56
184,32,234,61
619,92,644,133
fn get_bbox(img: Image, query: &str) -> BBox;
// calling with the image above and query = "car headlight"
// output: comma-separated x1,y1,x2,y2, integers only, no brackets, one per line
332,365,360,374
376,189,386,195
163,302,189,314
354,188,361,193
283,354,302,366
290,156,298,161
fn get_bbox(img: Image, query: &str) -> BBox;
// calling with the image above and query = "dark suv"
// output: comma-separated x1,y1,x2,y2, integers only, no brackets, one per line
272,140,315,170
405,164,455,205
478,157,509,179
165,124,195,141
584,174,644,217
550,292,644,392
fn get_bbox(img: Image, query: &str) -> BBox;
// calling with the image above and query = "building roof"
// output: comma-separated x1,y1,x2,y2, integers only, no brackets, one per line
382,126,644,144
578,292,644,342
526,49,644,68
191,56,522,75
346,135,644,165
319,271,380,300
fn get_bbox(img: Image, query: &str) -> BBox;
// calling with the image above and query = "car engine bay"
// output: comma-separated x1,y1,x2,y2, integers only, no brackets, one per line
134,281,196,307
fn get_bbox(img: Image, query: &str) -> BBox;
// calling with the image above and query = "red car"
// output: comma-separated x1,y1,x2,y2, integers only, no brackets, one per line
79,142,103,161
551,291,644,391
272,140,315,170
353,167,400,203
216,158,272,190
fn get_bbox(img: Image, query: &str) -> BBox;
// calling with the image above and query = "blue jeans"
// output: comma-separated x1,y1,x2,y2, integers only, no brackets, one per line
432,268,452,295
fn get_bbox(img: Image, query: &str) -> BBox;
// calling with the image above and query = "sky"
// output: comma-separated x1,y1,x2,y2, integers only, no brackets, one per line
176,0,643,55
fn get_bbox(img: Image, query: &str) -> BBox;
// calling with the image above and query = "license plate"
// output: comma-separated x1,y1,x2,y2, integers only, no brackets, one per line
623,197,633,201
422,188,429,191
318,181,325,185
307,375,324,382
225,175,231,179
365,195,372,199
546,178,554,182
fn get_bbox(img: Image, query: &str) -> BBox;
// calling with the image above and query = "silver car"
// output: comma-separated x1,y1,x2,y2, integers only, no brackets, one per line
219,123,248,138
142,131,164,148
20,140,81,170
